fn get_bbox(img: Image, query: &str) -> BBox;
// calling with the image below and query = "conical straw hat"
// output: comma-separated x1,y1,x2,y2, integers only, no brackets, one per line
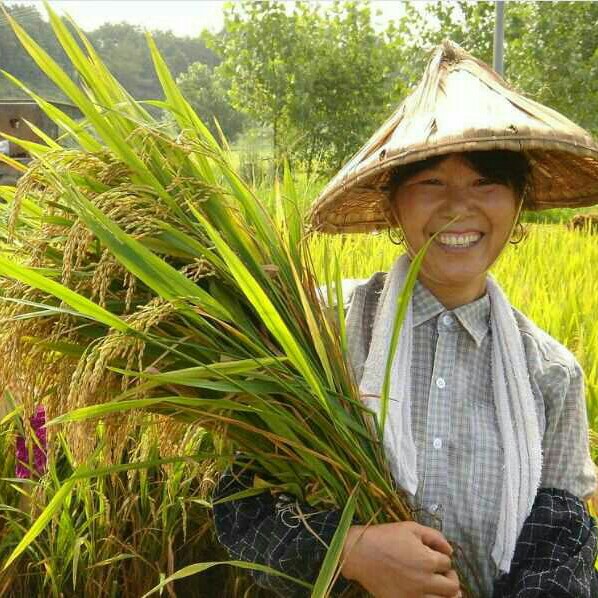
308,40,598,234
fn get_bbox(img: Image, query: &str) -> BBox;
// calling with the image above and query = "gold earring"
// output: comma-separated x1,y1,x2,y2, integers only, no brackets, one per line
509,222,527,245
387,228,404,246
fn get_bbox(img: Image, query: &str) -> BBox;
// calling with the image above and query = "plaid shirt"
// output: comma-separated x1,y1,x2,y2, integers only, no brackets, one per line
213,274,598,597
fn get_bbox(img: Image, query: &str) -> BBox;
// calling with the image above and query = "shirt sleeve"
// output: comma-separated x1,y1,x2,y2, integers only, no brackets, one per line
211,463,355,597
539,358,597,500
492,488,598,597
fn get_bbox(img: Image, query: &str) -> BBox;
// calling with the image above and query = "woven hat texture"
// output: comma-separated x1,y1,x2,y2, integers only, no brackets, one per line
309,40,598,234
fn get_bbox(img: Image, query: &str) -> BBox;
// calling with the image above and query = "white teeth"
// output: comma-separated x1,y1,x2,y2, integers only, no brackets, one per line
437,232,482,247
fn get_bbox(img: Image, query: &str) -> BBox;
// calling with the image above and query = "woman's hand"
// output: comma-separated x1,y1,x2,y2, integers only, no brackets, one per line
340,521,462,598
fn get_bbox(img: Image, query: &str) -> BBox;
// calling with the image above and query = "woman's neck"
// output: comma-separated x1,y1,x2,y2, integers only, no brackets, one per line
417,273,487,310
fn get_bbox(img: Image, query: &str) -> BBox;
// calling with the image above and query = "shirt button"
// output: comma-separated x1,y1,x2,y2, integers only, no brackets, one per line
436,377,446,389
442,313,453,326
430,503,439,513
433,438,442,450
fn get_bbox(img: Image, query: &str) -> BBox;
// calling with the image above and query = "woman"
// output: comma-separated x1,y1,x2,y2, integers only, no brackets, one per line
213,41,598,597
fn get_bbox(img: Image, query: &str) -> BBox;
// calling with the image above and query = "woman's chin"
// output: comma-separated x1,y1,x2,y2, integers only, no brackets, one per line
420,265,488,291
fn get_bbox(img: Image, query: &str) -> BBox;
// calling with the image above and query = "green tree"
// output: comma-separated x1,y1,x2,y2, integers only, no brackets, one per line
206,1,298,162
87,23,220,100
0,3,72,99
176,62,246,142
287,1,404,172
507,2,598,135
207,0,407,171
0,6,220,103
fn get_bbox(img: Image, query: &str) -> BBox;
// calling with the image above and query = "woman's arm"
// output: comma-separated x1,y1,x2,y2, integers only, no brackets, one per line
539,359,597,499
213,464,461,598
492,488,598,597
212,463,355,597
494,358,598,597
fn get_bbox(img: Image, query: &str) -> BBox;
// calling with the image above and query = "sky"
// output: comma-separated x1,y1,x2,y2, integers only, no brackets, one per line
4,1,407,37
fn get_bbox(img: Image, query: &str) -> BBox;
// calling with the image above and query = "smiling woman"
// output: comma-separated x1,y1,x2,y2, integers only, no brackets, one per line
214,40,598,598
388,151,528,309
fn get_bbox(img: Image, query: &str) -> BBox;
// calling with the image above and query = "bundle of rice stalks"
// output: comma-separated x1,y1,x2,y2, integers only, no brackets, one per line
0,5,468,596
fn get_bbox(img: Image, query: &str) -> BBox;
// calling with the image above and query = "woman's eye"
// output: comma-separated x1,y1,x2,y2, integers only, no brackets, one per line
418,178,443,186
474,177,497,186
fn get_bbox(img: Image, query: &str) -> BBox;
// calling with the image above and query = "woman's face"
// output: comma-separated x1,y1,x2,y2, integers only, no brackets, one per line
391,154,520,299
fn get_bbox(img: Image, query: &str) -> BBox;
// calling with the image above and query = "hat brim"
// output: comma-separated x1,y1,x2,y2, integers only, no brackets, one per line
308,41,598,234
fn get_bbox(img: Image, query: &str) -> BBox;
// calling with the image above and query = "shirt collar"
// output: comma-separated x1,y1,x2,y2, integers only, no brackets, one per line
412,279,491,347
412,280,445,326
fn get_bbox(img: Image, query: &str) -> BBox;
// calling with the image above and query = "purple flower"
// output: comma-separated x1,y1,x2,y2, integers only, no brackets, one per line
15,405,47,479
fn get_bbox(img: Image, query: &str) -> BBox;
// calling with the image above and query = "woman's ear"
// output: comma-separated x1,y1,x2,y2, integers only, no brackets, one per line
386,191,402,229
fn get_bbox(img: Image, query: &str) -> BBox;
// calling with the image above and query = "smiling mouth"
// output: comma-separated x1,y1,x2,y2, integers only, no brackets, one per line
432,231,485,248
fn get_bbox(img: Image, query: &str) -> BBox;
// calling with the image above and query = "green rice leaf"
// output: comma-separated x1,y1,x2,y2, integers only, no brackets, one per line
3,478,77,569
0,150,27,173
210,486,272,505
310,486,357,597
156,222,228,269
112,356,287,384
288,257,334,387
66,13,152,123
21,118,61,149
0,256,130,332
198,214,330,412
145,33,219,151
88,554,135,569
59,178,231,321
0,130,52,158
0,69,101,151
72,536,85,587
141,560,311,598
48,397,262,425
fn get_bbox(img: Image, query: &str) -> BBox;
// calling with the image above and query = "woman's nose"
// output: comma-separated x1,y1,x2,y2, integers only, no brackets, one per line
441,184,477,213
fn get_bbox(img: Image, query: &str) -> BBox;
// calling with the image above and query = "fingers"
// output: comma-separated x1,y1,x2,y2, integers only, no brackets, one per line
428,549,453,574
444,569,462,598
424,572,461,597
418,525,453,557
444,569,459,584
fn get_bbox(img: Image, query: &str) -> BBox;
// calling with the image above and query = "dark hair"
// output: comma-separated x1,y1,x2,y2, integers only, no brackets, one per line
385,150,532,206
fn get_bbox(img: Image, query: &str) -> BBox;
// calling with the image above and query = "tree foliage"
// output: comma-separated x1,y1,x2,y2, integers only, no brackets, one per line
507,1,598,136
206,0,407,171
205,1,302,162
176,62,246,142
206,0,598,170
287,2,404,172
86,24,219,100
1,0,597,166
401,1,598,136
0,5,219,102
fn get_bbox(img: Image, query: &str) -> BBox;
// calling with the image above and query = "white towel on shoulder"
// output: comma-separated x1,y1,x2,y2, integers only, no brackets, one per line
352,253,542,574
